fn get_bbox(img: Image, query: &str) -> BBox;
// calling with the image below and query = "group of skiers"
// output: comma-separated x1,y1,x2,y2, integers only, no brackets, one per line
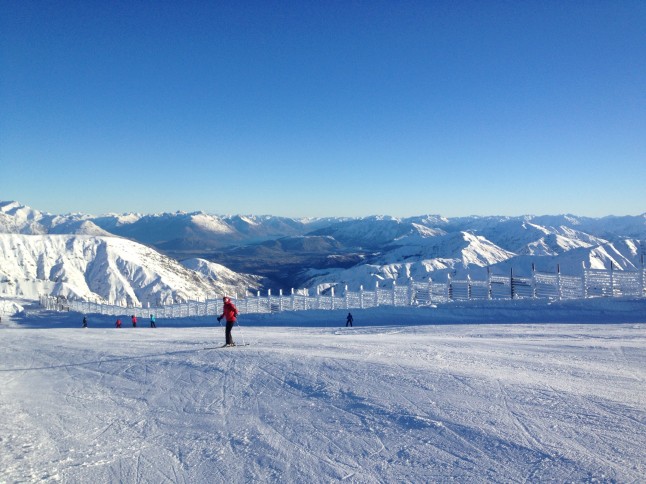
114,314,156,328
83,314,157,328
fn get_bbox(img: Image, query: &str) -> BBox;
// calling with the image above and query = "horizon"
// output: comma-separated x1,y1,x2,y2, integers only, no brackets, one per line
2,2,645,217
2,198,645,221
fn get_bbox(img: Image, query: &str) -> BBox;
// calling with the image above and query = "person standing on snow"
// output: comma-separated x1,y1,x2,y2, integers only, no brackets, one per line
131,315,137,327
150,314,156,328
82,316,88,328
115,318,122,328
346,312,353,327
217,296,239,346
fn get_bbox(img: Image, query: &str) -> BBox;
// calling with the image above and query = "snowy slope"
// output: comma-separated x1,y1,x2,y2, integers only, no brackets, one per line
0,234,258,305
304,231,517,291
304,237,645,292
1,300,644,482
485,238,645,277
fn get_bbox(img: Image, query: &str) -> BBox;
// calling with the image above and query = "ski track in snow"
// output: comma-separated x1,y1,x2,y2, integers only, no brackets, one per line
0,323,645,483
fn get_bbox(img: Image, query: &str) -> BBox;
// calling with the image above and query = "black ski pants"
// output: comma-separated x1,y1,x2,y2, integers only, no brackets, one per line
225,321,235,345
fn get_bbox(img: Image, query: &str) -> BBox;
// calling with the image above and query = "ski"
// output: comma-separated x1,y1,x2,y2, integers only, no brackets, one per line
202,343,249,350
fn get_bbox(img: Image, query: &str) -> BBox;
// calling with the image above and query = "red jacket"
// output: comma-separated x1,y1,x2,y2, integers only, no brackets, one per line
220,298,238,322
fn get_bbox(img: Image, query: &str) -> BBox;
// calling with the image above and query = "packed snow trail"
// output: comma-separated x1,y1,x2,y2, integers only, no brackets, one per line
1,323,645,482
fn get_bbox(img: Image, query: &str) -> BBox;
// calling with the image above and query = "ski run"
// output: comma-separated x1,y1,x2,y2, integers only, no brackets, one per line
1,298,645,483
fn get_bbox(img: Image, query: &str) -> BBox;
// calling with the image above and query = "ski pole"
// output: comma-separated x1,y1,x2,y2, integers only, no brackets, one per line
236,317,246,346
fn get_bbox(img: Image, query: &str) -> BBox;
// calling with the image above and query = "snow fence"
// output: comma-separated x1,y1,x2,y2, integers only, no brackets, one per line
40,263,646,318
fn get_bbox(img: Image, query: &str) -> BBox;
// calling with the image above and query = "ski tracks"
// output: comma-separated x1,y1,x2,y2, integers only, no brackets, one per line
238,351,371,481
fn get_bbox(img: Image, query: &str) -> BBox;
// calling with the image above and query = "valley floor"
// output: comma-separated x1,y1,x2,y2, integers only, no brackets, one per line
1,315,645,482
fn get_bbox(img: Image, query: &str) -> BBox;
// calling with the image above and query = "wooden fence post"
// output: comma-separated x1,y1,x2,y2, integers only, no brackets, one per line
641,254,645,298
487,267,492,300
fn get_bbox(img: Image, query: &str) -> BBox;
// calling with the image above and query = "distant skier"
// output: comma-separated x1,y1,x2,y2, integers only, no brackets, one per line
131,315,137,328
346,312,353,327
115,318,122,328
150,314,156,328
82,316,88,328
217,296,239,346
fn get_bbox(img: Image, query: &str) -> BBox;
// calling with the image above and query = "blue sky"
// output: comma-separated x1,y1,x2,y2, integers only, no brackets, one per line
1,1,645,218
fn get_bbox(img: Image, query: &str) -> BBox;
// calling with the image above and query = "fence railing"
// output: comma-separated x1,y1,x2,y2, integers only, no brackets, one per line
40,263,646,319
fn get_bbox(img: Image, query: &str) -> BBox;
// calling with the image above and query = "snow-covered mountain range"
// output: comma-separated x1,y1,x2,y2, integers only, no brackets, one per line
1,200,644,302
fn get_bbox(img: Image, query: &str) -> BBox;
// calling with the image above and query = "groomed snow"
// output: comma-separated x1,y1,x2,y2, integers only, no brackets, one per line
1,299,645,482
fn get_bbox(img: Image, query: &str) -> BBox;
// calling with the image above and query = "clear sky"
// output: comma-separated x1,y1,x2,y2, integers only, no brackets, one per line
1,0,645,218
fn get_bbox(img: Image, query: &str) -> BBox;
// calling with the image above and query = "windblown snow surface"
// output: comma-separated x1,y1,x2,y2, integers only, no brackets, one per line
1,299,645,483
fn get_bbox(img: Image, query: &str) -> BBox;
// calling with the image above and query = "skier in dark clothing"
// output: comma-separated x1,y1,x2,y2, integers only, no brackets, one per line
217,296,239,346
150,314,156,328
82,316,88,328
346,312,353,327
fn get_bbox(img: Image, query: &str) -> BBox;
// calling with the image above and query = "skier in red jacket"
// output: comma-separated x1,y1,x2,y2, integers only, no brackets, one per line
217,296,239,346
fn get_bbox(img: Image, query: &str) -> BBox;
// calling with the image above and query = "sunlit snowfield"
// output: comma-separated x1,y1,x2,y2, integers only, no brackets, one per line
1,301,645,482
